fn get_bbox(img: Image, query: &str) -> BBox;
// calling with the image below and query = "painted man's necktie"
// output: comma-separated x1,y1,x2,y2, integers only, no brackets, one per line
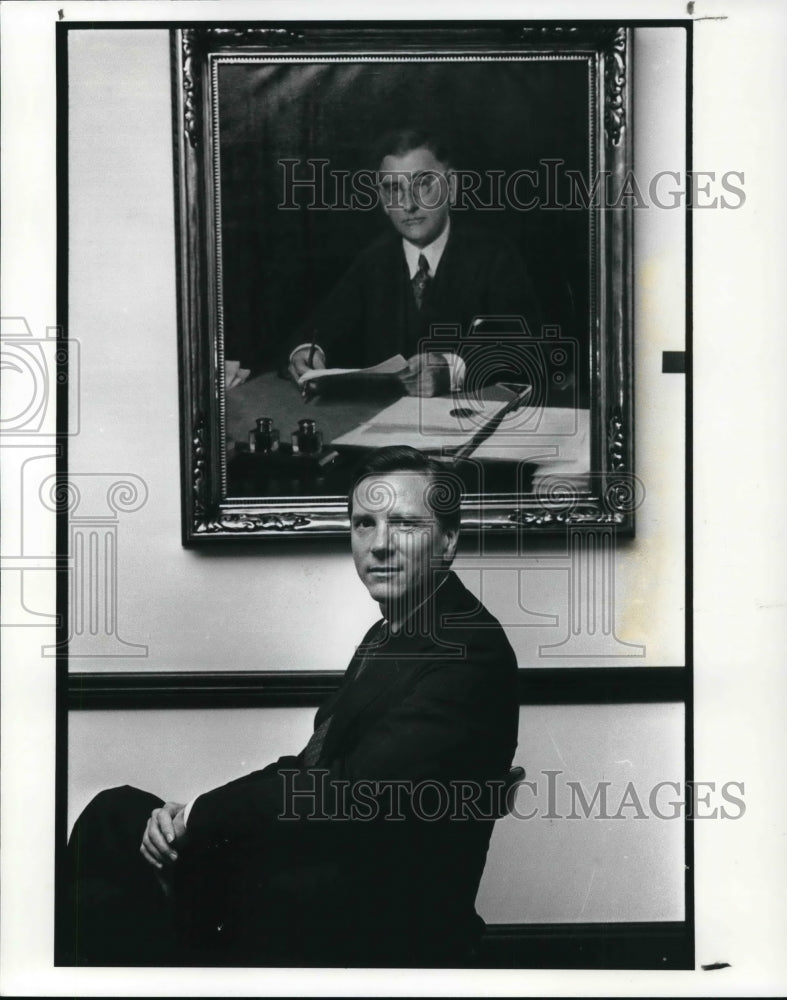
411,253,430,309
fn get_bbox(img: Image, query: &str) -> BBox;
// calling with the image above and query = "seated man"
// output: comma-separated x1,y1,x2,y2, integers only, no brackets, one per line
287,128,543,398
64,446,519,967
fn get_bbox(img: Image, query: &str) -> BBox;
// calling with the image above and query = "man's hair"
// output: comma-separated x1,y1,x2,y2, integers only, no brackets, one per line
348,446,463,534
373,128,453,170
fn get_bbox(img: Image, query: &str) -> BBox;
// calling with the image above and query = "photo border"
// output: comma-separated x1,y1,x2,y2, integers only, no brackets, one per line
49,13,693,978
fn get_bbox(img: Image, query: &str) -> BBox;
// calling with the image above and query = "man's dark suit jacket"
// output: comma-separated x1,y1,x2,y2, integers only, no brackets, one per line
179,571,519,967
289,221,543,370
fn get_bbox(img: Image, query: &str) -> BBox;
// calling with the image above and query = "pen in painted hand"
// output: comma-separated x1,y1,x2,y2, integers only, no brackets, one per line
302,335,319,400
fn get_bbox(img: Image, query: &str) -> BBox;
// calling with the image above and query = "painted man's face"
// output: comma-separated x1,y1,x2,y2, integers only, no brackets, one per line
377,146,453,249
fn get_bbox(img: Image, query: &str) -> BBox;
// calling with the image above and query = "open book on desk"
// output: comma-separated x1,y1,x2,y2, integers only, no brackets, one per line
298,354,408,395
332,383,532,455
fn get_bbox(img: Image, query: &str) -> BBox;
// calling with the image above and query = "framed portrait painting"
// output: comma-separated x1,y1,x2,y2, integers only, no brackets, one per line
173,23,635,540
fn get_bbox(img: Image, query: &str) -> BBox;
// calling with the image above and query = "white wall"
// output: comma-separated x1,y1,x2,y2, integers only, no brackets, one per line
70,701,685,924
66,26,687,926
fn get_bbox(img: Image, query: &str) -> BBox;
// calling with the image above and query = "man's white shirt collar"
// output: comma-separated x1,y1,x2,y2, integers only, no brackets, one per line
402,218,451,279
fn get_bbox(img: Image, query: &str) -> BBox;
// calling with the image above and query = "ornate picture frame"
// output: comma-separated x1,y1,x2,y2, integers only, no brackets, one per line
173,23,635,541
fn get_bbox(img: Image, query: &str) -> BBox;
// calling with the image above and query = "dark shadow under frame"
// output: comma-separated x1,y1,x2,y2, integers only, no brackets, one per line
173,22,636,541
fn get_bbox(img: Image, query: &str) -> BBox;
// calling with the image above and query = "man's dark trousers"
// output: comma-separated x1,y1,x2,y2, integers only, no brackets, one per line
63,786,178,966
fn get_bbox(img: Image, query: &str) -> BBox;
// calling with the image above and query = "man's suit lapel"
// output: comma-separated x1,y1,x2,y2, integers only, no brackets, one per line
373,224,471,358
320,643,404,762
414,224,469,350
394,242,420,358
318,574,476,762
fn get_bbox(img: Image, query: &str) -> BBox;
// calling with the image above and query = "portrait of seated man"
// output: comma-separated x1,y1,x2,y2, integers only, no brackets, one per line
64,446,520,968
287,128,544,399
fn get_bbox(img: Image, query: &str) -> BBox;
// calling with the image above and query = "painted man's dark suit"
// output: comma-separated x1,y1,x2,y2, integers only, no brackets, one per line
290,221,543,369
65,571,519,967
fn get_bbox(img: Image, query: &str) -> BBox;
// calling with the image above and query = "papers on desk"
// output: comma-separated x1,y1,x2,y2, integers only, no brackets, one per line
332,384,528,453
471,406,591,480
297,354,408,391
224,359,250,391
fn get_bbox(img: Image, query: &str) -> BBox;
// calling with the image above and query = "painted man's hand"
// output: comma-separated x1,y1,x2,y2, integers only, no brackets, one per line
287,346,326,384
400,352,451,397
140,801,187,871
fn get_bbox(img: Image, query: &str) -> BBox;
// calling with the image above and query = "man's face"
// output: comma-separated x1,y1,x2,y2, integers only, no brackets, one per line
351,471,458,616
377,146,453,248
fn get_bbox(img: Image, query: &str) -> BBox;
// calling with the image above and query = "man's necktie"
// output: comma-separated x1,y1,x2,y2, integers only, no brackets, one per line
301,621,389,766
411,253,430,309
302,715,332,766
354,619,389,680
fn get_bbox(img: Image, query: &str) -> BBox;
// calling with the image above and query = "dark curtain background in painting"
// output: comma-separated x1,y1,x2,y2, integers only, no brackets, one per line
216,59,591,406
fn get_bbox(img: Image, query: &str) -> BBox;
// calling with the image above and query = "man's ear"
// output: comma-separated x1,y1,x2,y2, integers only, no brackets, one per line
441,525,459,564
